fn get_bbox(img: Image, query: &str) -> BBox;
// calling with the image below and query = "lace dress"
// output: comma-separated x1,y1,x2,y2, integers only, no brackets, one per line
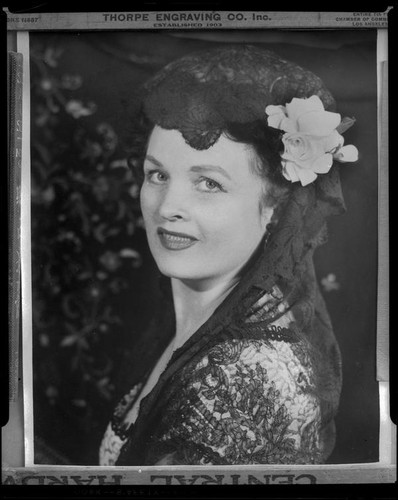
99,280,340,465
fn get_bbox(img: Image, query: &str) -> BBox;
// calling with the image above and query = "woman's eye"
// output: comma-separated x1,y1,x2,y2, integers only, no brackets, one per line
198,177,224,193
146,170,167,184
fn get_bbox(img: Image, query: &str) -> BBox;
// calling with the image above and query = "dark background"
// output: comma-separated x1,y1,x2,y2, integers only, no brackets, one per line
29,30,380,465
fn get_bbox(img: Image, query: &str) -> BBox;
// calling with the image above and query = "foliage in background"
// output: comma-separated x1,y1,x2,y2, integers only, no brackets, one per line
30,41,144,463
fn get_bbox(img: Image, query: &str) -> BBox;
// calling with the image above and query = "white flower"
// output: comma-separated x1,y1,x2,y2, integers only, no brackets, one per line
266,96,359,186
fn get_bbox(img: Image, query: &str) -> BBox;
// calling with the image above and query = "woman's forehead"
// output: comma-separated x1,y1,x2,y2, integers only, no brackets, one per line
147,126,254,168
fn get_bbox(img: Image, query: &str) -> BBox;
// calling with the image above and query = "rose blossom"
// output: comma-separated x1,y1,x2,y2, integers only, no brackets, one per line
266,96,359,186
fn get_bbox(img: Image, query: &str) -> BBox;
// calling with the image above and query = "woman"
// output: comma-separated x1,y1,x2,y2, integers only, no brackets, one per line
99,45,358,466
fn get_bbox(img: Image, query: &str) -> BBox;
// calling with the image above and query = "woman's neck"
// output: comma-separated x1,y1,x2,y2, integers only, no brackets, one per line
171,273,239,350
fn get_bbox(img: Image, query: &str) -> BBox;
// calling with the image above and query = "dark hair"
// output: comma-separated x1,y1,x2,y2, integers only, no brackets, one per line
223,121,291,208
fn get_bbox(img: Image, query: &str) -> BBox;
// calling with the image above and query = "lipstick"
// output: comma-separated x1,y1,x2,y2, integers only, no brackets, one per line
157,228,198,251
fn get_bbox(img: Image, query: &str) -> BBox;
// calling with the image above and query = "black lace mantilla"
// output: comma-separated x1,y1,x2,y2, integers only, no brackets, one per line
143,45,336,150
99,45,345,467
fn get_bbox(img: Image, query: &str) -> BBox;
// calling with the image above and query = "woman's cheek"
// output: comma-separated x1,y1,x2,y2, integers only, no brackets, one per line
197,205,237,242
140,186,158,220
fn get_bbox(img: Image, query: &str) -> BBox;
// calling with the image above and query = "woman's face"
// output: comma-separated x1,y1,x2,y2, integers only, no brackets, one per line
140,126,273,288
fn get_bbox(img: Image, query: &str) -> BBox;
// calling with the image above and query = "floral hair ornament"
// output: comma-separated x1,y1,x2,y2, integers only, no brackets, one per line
265,95,359,186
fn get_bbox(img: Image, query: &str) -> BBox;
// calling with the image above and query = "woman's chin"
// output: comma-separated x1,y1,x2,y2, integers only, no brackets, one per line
156,262,206,282
152,254,213,282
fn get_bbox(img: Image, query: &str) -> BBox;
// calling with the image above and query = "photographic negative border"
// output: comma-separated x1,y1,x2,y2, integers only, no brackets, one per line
3,6,396,486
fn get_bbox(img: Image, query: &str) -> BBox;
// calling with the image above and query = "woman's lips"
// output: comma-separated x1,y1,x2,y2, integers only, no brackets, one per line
157,228,198,251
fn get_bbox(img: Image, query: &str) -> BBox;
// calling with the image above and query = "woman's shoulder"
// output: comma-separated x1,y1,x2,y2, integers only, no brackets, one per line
191,329,316,388
165,333,323,464
176,331,319,422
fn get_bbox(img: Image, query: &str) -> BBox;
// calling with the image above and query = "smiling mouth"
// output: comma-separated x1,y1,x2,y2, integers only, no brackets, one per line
157,228,198,251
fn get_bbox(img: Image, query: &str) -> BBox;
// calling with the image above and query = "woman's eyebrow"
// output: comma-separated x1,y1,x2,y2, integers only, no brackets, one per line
190,165,232,180
145,155,163,168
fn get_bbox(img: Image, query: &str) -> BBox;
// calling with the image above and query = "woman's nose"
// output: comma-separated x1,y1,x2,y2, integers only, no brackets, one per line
158,183,190,221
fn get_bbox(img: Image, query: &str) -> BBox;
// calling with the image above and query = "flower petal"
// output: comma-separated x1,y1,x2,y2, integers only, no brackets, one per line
265,104,286,116
305,95,325,110
323,131,344,153
312,153,333,174
279,117,297,133
267,113,285,129
297,169,318,186
265,105,287,129
297,111,341,136
282,161,300,183
333,145,359,162
285,96,324,123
